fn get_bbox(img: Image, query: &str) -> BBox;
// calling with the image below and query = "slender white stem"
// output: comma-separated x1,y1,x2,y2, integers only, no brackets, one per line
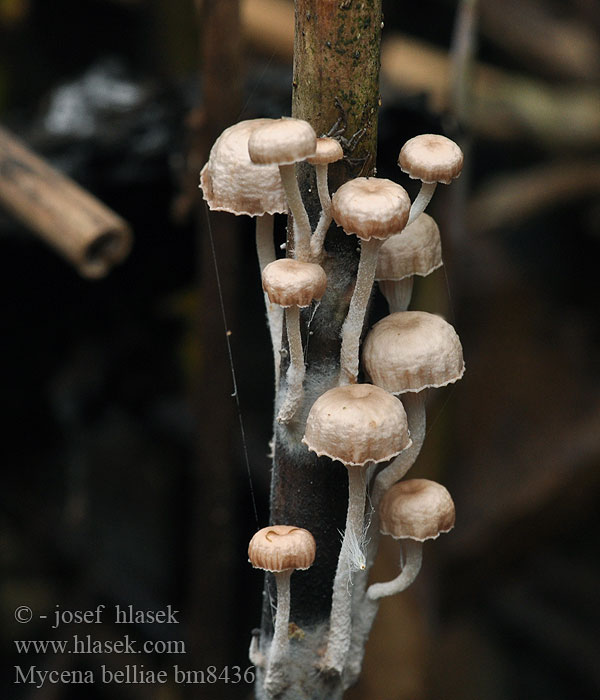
279,163,311,262
407,181,437,226
339,238,384,385
366,539,423,600
310,164,332,260
378,276,414,313
277,306,305,423
371,391,426,509
264,569,292,694
256,215,283,388
323,465,368,675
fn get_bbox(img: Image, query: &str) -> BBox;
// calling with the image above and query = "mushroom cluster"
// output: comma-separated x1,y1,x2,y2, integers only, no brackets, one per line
200,119,464,693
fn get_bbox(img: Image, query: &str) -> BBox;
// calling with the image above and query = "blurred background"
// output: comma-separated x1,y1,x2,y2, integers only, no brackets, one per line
1,1,598,699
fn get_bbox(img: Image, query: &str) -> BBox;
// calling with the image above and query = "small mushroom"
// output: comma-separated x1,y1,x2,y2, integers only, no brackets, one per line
362,311,464,508
248,525,316,694
262,258,327,422
398,134,463,225
307,136,344,261
367,479,455,600
302,383,410,675
331,177,411,385
248,118,317,262
375,213,443,312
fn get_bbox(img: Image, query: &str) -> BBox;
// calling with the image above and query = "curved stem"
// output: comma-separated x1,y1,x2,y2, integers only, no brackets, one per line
407,181,437,226
366,539,423,600
323,465,368,675
264,569,292,694
279,163,312,262
256,214,284,388
310,164,332,260
277,306,306,423
339,238,384,385
378,276,414,313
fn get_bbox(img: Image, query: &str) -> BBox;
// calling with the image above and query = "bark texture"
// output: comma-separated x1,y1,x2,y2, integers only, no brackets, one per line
257,2,383,698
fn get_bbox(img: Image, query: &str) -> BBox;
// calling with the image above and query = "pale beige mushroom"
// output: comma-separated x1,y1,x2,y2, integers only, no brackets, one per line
262,259,327,422
398,134,463,225
375,213,443,312
362,311,464,508
307,136,344,260
248,525,316,694
331,177,411,385
248,118,317,262
367,479,455,600
200,118,288,383
302,383,410,675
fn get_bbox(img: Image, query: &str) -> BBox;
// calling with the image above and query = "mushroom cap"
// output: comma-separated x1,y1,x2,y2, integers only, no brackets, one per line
331,177,411,241
363,311,464,393
248,525,316,572
200,118,288,216
375,213,443,281
398,134,464,185
307,136,344,165
262,259,327,308
248,117,317,166
379,479,455,541
302,384,411,467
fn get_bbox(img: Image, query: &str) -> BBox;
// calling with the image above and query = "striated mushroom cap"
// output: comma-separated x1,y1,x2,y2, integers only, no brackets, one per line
302,384,410,467
379,479,455,541
363,311,464,394
375,213,442,281
307,136,344,165
398,134,463,185
248,117,317,166
331,177,411,241
200,118,288,216
248,525,316,572
262,258,327,308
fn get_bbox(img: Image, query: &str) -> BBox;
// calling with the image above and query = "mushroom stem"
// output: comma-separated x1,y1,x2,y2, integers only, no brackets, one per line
278,163,312,262
339,238,384,385
371,391,427,508
264,569,292,694
378,276,414,313
256,214,284,387
366,539,423,600
277,305,306,423
323,465,368,675
310,163,333,260
407,181,437,226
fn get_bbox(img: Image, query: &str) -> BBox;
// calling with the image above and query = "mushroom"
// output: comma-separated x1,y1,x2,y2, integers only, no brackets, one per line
262,258,327,422
375,213,443,312
362,311,464,509
398,134,463,225
307,136,344,261
302,383,411,675
367,479,455,600
248,525,316,694
248,117,317,262
330,177,411,385
200,118,288,383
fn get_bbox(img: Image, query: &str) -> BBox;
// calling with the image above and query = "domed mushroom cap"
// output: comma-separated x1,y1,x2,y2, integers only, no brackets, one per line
379,479,455,541
331,177,411,241
262,259,327,308
307,136,344,165
375,213,442,281
248,525,316,572
200,119,288,216
302,384,411,467
363,311,464,393
248,117,317,166
398,134,463,185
